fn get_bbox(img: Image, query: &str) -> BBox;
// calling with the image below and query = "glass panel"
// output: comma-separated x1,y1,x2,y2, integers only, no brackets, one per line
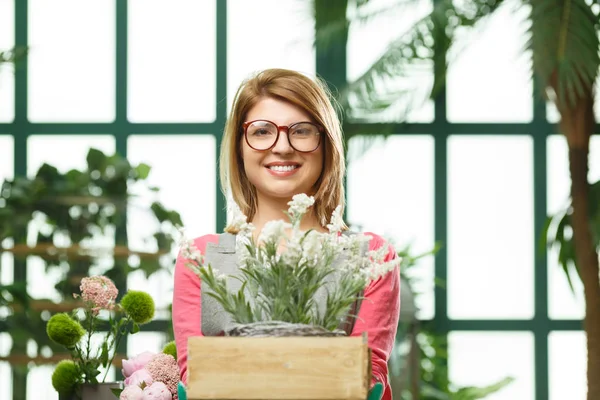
0,333,11,400
127,332,168,357
0,135,13,181
128,0,216,122
28,0,115,122
227,0,315,114
448,332,535,399
346,0,434,122
127,135,216,313
347,135,435,319
27,135,116,300
1,136,14,285
549,331,586,400
546,135,600,319
0,0,15,123
447,5,532,122
26,365,56,400
448,136,534,319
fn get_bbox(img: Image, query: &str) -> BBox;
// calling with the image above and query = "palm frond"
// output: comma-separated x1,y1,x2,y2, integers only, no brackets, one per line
337,0,505,122
527,0,599,109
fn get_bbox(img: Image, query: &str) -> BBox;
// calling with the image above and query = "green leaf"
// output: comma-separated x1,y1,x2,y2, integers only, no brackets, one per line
100,341,109,367
111,388,123,398
130,322,140,334
86,148,107,172
134,163,151,179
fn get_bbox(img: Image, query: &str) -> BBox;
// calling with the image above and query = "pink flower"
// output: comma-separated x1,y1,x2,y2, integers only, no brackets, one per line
123,351,156,378
77,276,118,313
145,353,179,398
142,382,172,400
124,368,154,388
120,385,144,400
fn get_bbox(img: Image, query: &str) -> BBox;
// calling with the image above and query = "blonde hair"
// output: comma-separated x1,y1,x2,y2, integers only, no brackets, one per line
219,68,347,232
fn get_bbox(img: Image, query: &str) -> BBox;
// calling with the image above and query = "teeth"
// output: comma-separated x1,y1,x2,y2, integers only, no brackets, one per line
269,165,297,172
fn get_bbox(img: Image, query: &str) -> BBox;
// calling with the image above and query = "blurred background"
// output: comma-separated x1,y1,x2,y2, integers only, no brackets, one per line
1,0,599,399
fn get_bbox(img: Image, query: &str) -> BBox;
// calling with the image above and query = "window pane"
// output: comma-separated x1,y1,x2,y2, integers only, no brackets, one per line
0,0,14,123
26,365,55,400
347,135,434,319
227,0,315,114
546,135,600,319
447,5,532,122
128,0,216,122
549,331,586,400
0,136,14,287
0,135,13,181
0,333,11,400
127,135,216,312
448,136,534,319
27,135,115,301
28,0,115,122
346,0,434,122
448,332,535,399
127,332,168,357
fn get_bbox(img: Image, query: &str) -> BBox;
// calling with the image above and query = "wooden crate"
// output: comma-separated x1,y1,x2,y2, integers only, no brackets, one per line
187,333,370,400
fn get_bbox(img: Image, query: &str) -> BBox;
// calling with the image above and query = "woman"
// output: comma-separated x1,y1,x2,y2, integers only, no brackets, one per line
172,68,400,400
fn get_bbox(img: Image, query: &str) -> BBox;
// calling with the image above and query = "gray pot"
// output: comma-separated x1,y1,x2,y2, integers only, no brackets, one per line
79,382,123,400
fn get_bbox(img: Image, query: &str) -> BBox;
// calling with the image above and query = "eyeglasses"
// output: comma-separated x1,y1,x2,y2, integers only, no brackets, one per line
242,119,323,153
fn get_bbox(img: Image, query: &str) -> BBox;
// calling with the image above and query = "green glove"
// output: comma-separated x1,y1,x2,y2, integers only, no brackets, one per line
367,382,383,400
178,381,187,400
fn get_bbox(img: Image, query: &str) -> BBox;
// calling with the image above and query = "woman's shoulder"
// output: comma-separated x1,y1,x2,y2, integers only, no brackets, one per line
347,230,391,252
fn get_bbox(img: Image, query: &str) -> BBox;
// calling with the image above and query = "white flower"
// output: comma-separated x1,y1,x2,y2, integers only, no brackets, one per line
258,220,292,244
326,205,344,233
302,230,324,262
228,201,255,235
287,194,315,220
177,227,203,263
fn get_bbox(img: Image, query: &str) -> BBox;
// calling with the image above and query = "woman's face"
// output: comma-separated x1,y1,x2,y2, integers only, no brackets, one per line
241,97,324,204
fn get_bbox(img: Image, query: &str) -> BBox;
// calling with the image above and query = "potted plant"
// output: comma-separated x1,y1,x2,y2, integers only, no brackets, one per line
46,274,156,399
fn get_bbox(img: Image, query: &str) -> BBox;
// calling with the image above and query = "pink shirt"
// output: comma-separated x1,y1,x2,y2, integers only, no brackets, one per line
172,232,401,400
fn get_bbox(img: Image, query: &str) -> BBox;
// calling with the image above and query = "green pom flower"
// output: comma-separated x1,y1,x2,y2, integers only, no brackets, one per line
46,313,86,348
162,340,177,359
120,290,155,324
52,360,80,395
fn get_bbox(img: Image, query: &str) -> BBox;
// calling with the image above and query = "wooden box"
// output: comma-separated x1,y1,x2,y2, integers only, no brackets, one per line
186,334,371,400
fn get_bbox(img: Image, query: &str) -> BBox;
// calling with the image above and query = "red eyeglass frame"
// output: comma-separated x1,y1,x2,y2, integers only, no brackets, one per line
242,119,324,153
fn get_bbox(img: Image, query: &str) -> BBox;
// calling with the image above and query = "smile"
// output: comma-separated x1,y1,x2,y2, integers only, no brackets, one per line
268,165,298,172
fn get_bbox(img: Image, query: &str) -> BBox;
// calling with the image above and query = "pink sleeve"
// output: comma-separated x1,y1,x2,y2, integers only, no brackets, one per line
350,232,401,400
172,234,219,384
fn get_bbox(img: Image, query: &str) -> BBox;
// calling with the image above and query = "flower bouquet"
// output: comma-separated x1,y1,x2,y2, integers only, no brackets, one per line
46,275,156,399
117,341,180,400
179,193,400,336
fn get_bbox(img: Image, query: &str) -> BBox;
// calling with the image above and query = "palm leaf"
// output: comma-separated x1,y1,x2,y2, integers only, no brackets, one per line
527,0,599,108
334,0,505,122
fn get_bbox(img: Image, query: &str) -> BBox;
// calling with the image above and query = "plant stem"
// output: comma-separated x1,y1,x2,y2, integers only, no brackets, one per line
102,317,128,382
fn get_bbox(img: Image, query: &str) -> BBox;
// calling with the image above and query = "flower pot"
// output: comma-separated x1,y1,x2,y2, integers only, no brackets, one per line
186,333,370,400
76,382,123,400
225,321,347,337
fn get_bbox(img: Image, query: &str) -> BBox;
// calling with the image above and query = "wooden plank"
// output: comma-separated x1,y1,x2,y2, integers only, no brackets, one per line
187,334,369,400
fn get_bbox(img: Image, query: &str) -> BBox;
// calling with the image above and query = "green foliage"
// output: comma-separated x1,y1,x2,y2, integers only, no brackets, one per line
51,360,81,395
0,147,181,364
46,313,86,348
162,340,177,359
120,290,156,324
541,179,600,291
528,0,600,109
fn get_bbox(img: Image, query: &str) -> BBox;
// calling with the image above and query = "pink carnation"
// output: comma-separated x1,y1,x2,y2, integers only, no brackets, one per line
142,382,172,400
145,354,179,399
120,385,144,400
77,275,118,313
123,351,155,378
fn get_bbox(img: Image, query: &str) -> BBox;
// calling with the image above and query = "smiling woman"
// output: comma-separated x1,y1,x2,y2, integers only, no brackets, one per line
171,68,402,400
